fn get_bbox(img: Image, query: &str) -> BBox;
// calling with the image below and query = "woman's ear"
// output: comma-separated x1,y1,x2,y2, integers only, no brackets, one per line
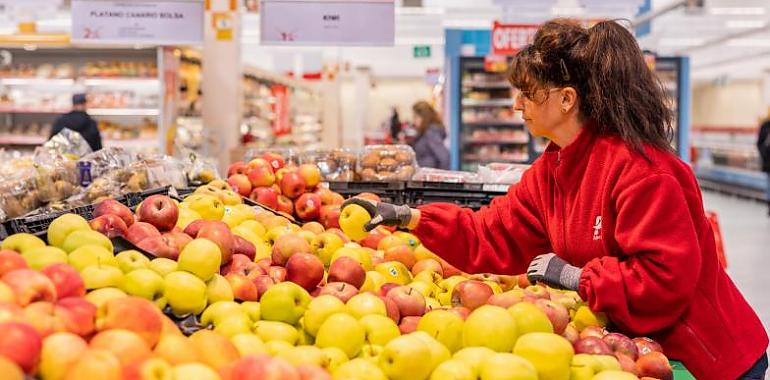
560,87,578,113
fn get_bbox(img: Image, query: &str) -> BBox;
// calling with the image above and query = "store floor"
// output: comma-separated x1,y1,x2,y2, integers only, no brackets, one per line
702,190,770,368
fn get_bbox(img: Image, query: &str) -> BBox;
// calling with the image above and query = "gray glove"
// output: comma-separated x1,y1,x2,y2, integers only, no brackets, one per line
341,197,413,231
527,253,582,291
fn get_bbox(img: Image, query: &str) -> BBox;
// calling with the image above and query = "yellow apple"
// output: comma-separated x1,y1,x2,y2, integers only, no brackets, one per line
253,320,299,344
378,334,432,380
360,271,387,293
84,287,127,308
417,310,464,353
333,358,386,380
453,346,497,375
478,353,537,380
359,314,400,346
346,293,387,319
315,313,366,358
62,230,113,254
312,232,345,266
375,261,412,285
322,347,349,372
22,246,67,270
513,332,574,380
2,233,45,254
331,246,372,271
414,244,438,261
304,295,346,337
430,359,476,380
47,214,91,249
238,220,267,238
153,334,200,365
509,302,553,335
39,332,88,380
149,258,178,277
176,208,202,230
200,301,245,326
164,271,207,316
172,363,221,380
184,194,225,221
206,274,234,303
339,204,371,241
572,306,608,331
278,345,326,367
230,333,267,357
178,239,222,281
463,305,518,352
265,340,294,356
410,331,451,374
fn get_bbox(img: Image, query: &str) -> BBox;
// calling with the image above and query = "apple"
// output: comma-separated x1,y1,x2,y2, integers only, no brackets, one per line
430,359,475,380
40,263,85,299
534,299,570,335
207,179,232,191
93,199,134,227
509,301,553,337
381,246,415,270
303,295,347,337
387,286,426,318
229,355,300,380
163,231,193,252
172,363,220,380
562,323,579,345
225,273,259,302
95,297,163,348
1,233,45,255
318,205,341,229
260,282,311,325
268,266,287,283
313,188,334,205
285,253,324,291
177,238,222,282
574,336,612,355
0,321,43,373
115,250,150,273
89,214,129,239
398,316,421,334
146,258,176,277
310,232,344,267
274,195,293,214
137,195,179,232
188,329,240,370
280,172,306,199
513,332,574,380
184,194,225,221
3,269,57,306
39,332,88,380
121,268,165,304
295,193,322,221
479,352,537,380
90,329,151,367
47,214,91,250
332,358,386,380
248,166,276,188
194,185,224,200
262,152,286,171
338,204,371,241
122,357,173,380
297,164,322,188
56,297,97,337
462,305,518,352
378,334,432,380
319,282,358,303
197,221,234,264
250,187,279,209
345,292,386,319
163,271,208,316
411,259,443,277
635,352,673,380
633,337,663,356
228,161,248,177
22,301,70,337
328,193,344,205
417,309,464,353
327,256,366,289
126,222,162,246
0,282,16,305
451,280,493,311
315,312,365,358
603,333,639,360
374,261,412,285
64,348,122,380
60,230,113,254
297,364,331,380
271,233,311,266
136,235,180,261
227,174,252,197
0,250,27,277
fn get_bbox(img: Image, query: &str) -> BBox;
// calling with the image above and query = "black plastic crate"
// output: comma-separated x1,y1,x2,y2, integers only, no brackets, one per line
1,202,100,237
408,189,491,210
407,181,484,192
327,181,406,191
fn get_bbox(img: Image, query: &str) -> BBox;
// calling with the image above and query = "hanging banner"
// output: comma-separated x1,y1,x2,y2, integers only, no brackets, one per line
71,0,204,45
260,0,394,46
271,85,291,136
490,22,538,56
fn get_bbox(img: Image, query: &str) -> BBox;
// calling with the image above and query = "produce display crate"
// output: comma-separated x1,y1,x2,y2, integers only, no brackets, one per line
0,198,120,240
406,181,509,210
327,181,407,204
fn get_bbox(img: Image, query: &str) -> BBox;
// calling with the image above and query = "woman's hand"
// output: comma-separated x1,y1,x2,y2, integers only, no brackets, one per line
341,198,415,231
526,253,582,291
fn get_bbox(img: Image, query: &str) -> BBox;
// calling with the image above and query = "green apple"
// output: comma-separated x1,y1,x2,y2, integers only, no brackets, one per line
115,250,150,273
22,246,67,270
479,353,537,380
463,305,518,352
164,271,208,316
512,332,574,380
333,358,387,380
375,261,412,285
378,334,433,380
47,214,91,249
254,320,299,344
278,345,326,366
68,244,117,271
62,230,113,253
178,238,222,281
2,233,46,254
322,347,349,372
83,287,126,308
311,232,345,266
316,313,366,358
411,331,450,373
149,258,177,276
81,265,124,289
357,343,383,363
259,282,311,325
304,295,346,336
360,271,387,293
206,274,234,303
240,301,261,323
346,292,387,319
359,314,400,346
200,301,245,326
121,268,164,302
430,359,476,380
417,310,464,353
230,333,267,357
453,346,497,375
508,302,553,335
213,315,252,338
265,340,294,356
339,204,372,241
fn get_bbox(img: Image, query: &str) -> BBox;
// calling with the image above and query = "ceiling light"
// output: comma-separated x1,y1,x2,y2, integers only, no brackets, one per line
709,7,765,16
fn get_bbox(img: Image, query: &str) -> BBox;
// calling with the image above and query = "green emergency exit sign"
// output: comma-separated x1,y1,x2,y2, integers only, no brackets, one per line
413,45,431,58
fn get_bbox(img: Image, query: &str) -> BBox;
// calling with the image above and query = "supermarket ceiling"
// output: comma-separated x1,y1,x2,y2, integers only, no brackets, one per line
3,0,770,81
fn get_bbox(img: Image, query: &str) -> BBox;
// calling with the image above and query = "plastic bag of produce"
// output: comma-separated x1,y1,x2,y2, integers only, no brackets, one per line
42,128,93,158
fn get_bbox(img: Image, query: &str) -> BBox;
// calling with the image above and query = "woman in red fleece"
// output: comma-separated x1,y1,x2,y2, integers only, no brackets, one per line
344,19,768,379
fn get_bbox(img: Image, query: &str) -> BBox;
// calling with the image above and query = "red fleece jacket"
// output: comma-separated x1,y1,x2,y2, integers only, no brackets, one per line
413,128,767,379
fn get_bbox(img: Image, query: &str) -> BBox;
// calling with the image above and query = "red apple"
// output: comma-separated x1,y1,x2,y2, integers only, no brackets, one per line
251,275,275,300
329,193,344,205
94,199,135,227
487,291,523,309
297,364,332,380
256,258,272,274
280,172,306,199
23,301,68,337
136,235,181,260
271,234,311,266
248,166,276,188
268,266,287,283
164,231,193,251
604,332,639,360
225,273,259,302
383,246,416,270
562,323,579,344
635,352,673,380
137,195,179,232
356,192,380,203
126,222,161,245
451,280,492,311
41,264,85,299
0,321,42,373
327,256,366,289
533,299,570,335
277,195,294,215
285,253,324,291
378,295,401,323
250,187,279,210
579,326,608,340
2,269,57,306
318,205,341,229
232,235,256,261
228,161,248,177
398,316,421,334
319,282,358,303
56,297,97,337
89,214,129,238
0,302,22,323
247,158,273,172
314,188,335,206
294,193,322,222
262,152,286,172
230,354,300,380
387,286,426,318
182,219,208,238
379,283,400,297
440,259,463,278
298,164,322,189
221,254,257,276
574,336,612,355
616,353,639,375
0,250,28,277
197,221,235,264
633,337,663,356
228,174,252,197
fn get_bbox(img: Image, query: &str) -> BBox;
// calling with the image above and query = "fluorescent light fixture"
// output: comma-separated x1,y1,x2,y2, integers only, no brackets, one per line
725,20,766,28
709,7,765,15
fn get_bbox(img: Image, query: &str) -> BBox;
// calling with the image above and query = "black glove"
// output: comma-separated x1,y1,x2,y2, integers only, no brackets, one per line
527,253,582,291
341,198,413,231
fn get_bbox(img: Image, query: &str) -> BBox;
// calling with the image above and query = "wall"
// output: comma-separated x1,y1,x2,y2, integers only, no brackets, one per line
692,80,765,127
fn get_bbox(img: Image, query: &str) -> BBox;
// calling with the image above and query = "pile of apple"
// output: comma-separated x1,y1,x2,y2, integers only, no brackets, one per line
0,183,675,380
225,152,345,227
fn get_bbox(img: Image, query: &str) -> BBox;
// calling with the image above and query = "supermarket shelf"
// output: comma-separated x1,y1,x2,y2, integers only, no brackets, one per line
0,134,46,145
462,120,524,126
461,99,514,107
88,108,159,116
462,81,511,89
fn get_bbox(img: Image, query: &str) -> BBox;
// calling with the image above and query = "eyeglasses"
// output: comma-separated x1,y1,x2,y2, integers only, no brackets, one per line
515,88,562,104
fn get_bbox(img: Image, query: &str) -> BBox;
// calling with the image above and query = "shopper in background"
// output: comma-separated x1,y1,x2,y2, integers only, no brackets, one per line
50,93,102,151
389,107,402,143
757,113,770,215
410,100,450,169
344,19,767,380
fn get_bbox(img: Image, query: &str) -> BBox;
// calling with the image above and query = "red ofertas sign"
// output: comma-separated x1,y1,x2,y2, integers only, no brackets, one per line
491,22,539,56
271,85,291,136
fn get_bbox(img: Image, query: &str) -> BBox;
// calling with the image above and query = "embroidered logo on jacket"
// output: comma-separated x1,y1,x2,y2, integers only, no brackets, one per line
593,216,602,241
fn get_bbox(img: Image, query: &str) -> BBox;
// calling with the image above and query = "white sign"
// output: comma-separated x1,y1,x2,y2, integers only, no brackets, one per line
71,0,204,45
261,0,394,46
